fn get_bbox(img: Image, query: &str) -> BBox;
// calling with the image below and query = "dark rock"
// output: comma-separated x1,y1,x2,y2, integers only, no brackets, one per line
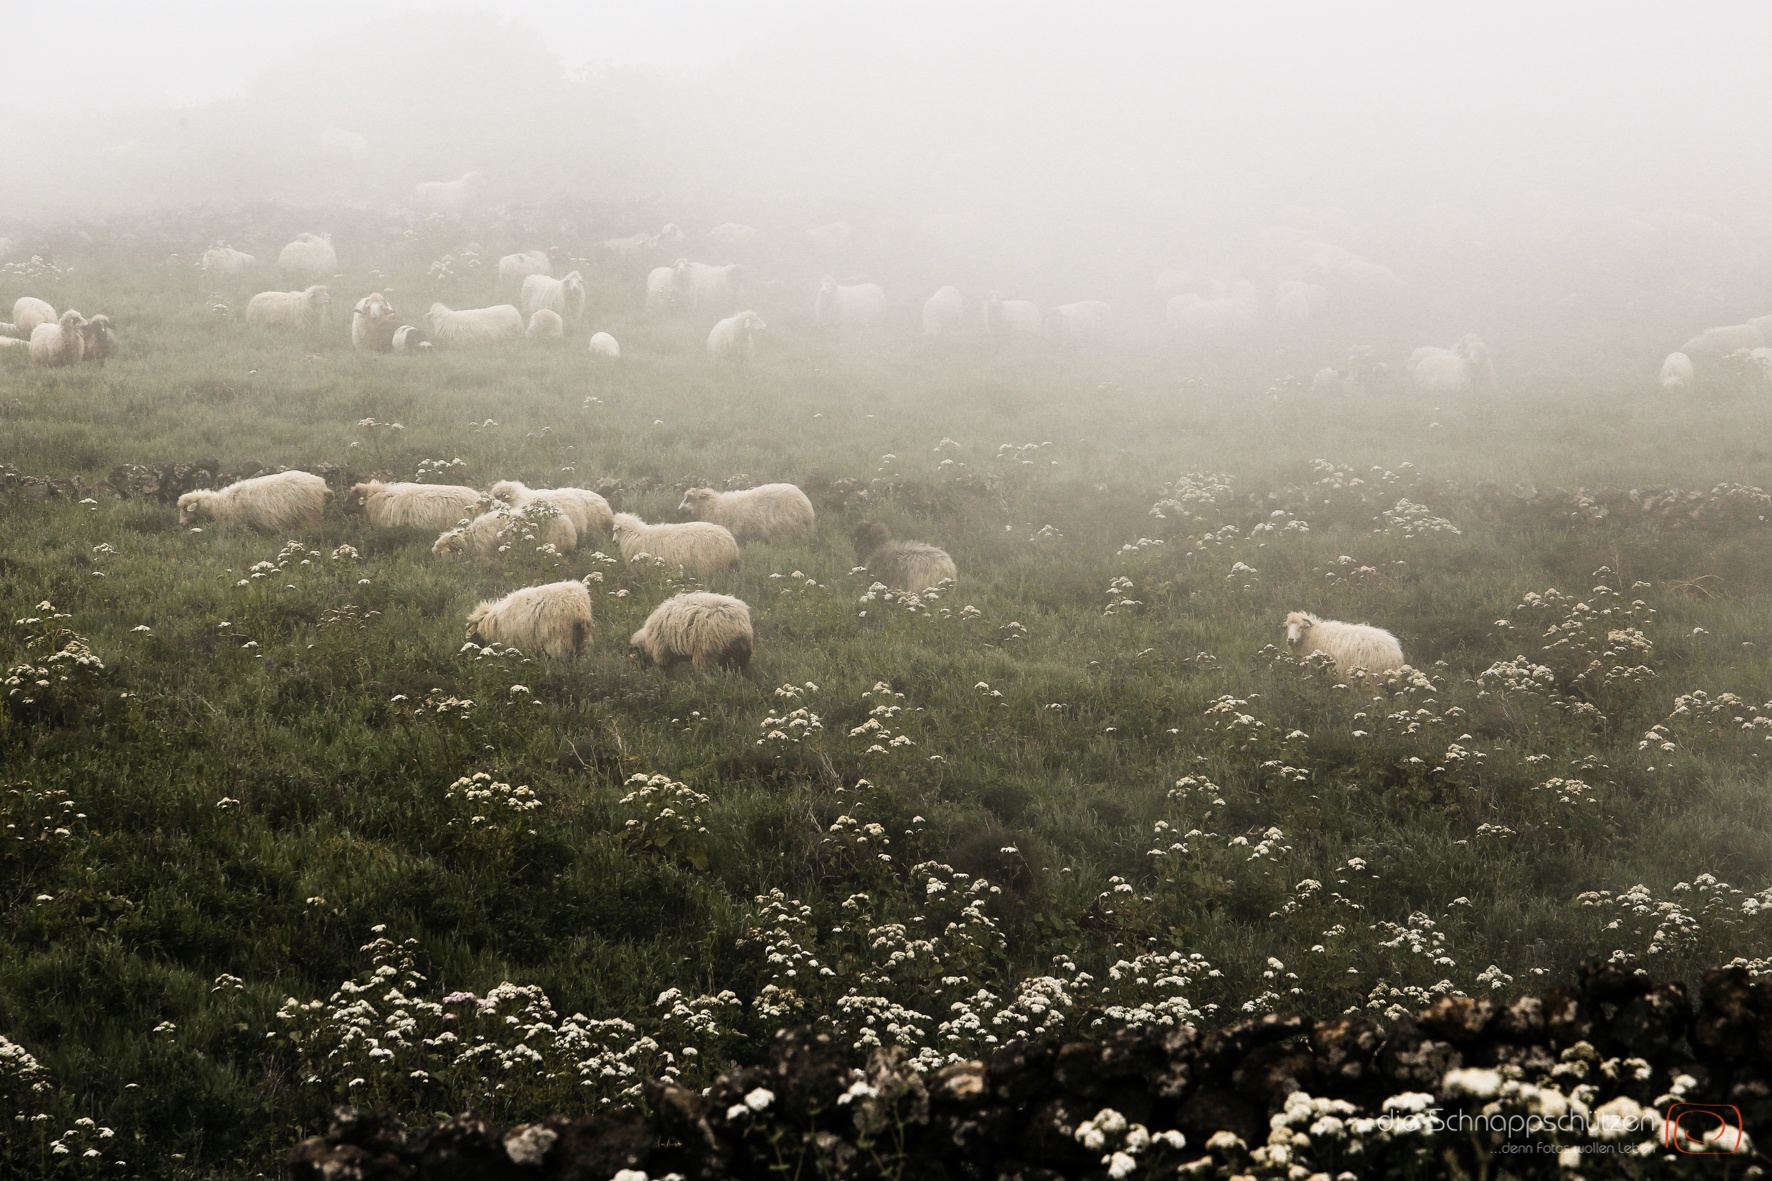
1312,1017,1382,1084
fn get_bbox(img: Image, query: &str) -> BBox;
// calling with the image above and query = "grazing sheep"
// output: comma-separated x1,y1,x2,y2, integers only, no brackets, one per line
178,470,329,531
588,331,620,358
79,314,116,363
199,247,255,278
424,303,522,346
1660,351,1695,391
29,310,86,367
852,522,956,592
1681,322,1765,357
629,592,753,673
678,484,814,542
345,480,481,531
604,224,683,254
466,581,593,659
0,337,26,353
645,260,689,313
807,221,853,253
413,171,484,217
983,292,1042,340
707,222,759,249
1166,284,1258,336
12,297,55,334
246,286,332,328
685,262,743,309
520,271,585,325
1047,301,1113,339
433,506,578,558
1410,333,1495,394
1311,348,1390,396
351,292,400,351
527,309,564,339
1283,611,1405,676
391,324,432,353
612,513,740,575
815,277,885,329
922,286,964,336
278,233,337,281
707,310,765,362
489,481,614,542
498,250,550,287
1275,280,1327,327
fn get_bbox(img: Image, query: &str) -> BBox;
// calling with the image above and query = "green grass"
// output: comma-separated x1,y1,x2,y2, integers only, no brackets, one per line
6,244,1772,1177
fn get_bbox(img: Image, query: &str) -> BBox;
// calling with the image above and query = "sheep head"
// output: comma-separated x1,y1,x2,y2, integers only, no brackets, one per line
853,521,891,560
1284,611,1316,647
344,481,382,515
176,490,212,525
678,487,717,518
627,632,652,663
488,480,528,505
432,530,466,556
464,604,491,644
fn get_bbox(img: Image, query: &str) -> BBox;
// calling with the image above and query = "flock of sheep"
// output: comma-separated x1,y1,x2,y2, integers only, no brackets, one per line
170,466,970,674
1659,314,1772,391
0,296,115,367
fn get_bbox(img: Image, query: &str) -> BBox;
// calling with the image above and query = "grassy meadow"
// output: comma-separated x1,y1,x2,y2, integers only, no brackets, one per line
6,227,1772,1177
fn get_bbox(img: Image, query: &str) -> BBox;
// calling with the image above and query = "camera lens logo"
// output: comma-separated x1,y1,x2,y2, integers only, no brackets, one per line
1664,1104,1744,1154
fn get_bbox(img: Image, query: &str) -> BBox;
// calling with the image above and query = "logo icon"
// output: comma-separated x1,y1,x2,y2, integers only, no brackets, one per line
1664,1104,1744,1154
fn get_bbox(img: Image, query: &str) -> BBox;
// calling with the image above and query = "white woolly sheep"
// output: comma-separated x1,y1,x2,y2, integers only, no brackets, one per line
1660,351,1695,391
520,271,585,325
433,506,578,558
682,262,743,309
983,292,1041,340
413,171,484,217
178,470,330,531
1681,322,1766,357
1284,611,1405,676
29,310,86,367
588,331,620,358
346,481,481,531
391,325,431,353
1410,334,1495,394
923,286,964,336
424,303,522,346
1166,284,1257,336
527,309,564,340
707,310,765,362
12,297,56,335
489,481,614,542
707,223,759,249
678,484,814,543
466,581,593,659
246,286,332,328
629,592,753,673
351,292,399,351
199,247,255,278
80,314,116,363
807,221,853,253
853,522,956,593
498,250,550,287
815,277,885,329
0,337,26,353
604,224,683,255
1047,301,1113,339
645,261,688,313
612,513,740,575
278,233,337,281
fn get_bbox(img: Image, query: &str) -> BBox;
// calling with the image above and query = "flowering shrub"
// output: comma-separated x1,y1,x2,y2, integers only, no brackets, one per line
618,774,711,870
4,603,106,728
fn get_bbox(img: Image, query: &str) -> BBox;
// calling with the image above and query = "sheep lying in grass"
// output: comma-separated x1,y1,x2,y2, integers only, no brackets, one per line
629,592,753,672
351,293,400,351
1410,334,1494,394
707,311,764,362
466,580,592,659
30,310,86,367
678,484,814,542
12,297,56,335
521,271,585,326
612,513,739,575
588,331,620,357
80,314,116,362
200,246,255,278
853,522,956,592
424,303,522,346
278,233,337,281
433,506,578,558
346,481,481,532
178,470,330,531
1661,351,1695,391
246,286,331,328
815,277,885,329
489,481,614,542
1283,611,1405,676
